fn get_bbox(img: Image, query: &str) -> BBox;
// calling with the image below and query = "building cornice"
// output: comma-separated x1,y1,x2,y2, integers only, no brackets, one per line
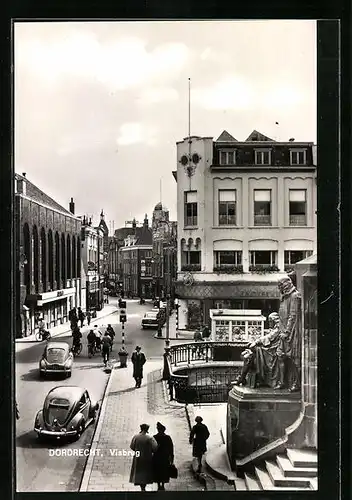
210,165,316,173
16,193,81,221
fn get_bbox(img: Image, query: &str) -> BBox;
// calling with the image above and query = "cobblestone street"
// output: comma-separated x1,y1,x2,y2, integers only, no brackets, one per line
81,359,203,492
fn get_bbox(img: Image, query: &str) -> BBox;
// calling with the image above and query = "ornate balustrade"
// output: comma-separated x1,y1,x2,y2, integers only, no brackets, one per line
164,342,245,403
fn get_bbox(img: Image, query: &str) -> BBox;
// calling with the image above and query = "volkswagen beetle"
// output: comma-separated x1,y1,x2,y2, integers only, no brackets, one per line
39,342,73,378
34,386,99,440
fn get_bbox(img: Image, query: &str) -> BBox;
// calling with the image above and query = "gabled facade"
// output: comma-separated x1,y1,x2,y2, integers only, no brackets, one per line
173,131,317,330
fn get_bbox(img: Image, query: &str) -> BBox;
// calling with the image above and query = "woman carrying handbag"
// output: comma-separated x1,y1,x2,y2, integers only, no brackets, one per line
152,422,176,490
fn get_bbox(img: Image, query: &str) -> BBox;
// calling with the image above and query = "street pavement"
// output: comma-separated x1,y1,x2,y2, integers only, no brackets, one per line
80,360,203,492
16,299,194,492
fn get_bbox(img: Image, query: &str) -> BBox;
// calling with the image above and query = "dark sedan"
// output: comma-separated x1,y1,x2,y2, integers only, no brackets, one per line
34,386,99,441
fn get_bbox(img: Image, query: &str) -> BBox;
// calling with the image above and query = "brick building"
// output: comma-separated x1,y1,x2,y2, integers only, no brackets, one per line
15,174,82,338
120,216,153,298
173,129,317,330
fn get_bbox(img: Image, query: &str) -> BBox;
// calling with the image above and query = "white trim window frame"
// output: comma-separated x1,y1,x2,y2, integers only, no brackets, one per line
218,189,236,225
219,149,236,165
254,149,271,165
290,149,307,165
284,250,313,265
250,250,277,266
215,250,242,266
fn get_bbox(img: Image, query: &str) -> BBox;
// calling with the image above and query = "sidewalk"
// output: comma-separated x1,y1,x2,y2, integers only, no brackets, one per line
80,360,203,492
16,304,118,343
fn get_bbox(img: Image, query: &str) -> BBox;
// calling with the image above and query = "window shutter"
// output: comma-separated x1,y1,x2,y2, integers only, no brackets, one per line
289,190,306,202
254,190,271,202
219,190,236,202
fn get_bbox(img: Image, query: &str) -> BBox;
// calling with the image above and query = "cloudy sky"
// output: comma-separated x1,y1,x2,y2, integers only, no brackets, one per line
15,20,316,230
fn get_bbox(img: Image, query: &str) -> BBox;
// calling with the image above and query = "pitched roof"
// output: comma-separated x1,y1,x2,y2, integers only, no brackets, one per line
114,226,152,246
15,173,74,216
215,130,238,142
245,130,274,142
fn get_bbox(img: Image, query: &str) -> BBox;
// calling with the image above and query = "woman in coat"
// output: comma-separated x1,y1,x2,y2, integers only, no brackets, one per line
130,423,158,491
189,416,210,473
152,422,174,490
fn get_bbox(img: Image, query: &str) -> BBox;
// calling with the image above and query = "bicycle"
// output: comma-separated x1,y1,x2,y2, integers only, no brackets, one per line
72,341,83,357
35,329,51,342
88,342,96,358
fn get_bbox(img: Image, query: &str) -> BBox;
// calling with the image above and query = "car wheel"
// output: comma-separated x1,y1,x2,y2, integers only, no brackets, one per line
75,420,85,441
66,371,72,378
39,371,45,379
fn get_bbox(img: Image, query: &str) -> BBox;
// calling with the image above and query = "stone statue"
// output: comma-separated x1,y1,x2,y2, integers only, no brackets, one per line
234,275,301,392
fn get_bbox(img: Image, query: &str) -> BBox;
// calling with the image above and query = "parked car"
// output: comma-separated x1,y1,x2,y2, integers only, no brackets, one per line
34,386,99,441
39,342,73,378
141,311,159,329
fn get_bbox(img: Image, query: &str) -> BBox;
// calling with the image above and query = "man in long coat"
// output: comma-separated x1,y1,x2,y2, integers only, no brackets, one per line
189,416,210,473
131,346,146,388
130,423,158,491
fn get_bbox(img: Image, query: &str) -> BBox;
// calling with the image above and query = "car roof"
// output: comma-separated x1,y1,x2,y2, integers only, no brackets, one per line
45,342,70,350
145,311,158,315
46,386,85,403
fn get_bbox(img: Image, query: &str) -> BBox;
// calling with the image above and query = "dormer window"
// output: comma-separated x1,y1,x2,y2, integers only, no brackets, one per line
290,149,307,165
255,149,271,165
219,150,236,165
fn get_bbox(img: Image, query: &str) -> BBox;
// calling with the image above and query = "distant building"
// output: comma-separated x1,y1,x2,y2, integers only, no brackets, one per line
151,202,177,301
80,216,104,311
173,130,317,330
98,210,109,285
120,216,153,298
15,174,82,338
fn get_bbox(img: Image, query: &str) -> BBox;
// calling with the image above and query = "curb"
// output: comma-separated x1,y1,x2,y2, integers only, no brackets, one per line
15,308,118,344
79,362,119,492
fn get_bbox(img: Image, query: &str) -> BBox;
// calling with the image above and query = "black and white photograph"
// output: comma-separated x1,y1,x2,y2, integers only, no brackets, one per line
14,20,319,492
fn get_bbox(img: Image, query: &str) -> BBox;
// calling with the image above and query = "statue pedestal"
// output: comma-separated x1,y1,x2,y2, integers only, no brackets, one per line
227,385,301,469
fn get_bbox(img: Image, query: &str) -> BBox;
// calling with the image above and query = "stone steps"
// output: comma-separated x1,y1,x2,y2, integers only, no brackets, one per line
286,447,318,468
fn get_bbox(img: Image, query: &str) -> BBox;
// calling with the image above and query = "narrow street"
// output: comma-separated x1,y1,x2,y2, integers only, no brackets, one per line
16,299,170,492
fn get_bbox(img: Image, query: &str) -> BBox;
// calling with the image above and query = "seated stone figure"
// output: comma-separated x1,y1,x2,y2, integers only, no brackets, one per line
234,312,282,389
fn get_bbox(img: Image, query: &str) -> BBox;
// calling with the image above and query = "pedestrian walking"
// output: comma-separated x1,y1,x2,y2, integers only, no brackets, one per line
86,310,91,326
131,346,146,388
93,325,102,350
189,416,210,473
77,307,85,328
152,422,174,490
129,423,158,492
69,308,78,330
101,331,112,366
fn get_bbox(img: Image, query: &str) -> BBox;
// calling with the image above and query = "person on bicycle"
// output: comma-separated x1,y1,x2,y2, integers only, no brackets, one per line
93,325,102,350
106,324,115,340
101,332,112,366
87,329,96,348
72,327,82,351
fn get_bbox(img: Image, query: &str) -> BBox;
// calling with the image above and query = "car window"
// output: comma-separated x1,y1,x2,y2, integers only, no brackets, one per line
79,394,86,406
48,398,70,421
145,312,157,318
46,348,66,362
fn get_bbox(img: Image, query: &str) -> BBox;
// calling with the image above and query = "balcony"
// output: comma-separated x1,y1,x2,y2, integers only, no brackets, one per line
249,264,279,274
213,265,243,274
254,214,271,226
289,214,307,226
181,264,201,272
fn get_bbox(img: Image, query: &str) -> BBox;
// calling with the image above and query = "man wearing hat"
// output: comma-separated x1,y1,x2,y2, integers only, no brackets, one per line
130,423,158,491
131,346,146,388
189,416,210,473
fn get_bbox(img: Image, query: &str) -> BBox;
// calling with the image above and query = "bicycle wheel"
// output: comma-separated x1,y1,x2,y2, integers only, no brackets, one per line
35,332,42,342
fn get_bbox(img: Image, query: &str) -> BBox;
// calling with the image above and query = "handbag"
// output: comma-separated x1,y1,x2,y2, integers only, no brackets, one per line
169,463,178,478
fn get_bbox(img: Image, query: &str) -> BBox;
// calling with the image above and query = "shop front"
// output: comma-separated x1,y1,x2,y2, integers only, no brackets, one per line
87,278,103,311
175,280,280,330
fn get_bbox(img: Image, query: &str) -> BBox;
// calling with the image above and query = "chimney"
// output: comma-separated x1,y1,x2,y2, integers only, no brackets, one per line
22,172,26,177
69,197,75,214
16,174,27,195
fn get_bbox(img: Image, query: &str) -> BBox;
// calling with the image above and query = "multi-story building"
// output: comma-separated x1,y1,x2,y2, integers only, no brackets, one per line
120,216,153,298
15,174,82,338
173,129,317,329
98,210,109,286
80,216,104,311
151,202,177,301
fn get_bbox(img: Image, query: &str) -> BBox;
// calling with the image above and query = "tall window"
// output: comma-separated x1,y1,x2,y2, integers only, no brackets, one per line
40,228,47,292
219,190,236,225
184,191,198,226
289,189,307,226
290,149,307,165
255,150,271,165
220,150,235,165
250,251,277,266
181,250,201,270
214,251,242,266
284,250,313,265
254,190,271,226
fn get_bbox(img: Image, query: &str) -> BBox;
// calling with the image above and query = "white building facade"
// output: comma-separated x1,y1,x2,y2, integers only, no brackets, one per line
173,130,317,330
